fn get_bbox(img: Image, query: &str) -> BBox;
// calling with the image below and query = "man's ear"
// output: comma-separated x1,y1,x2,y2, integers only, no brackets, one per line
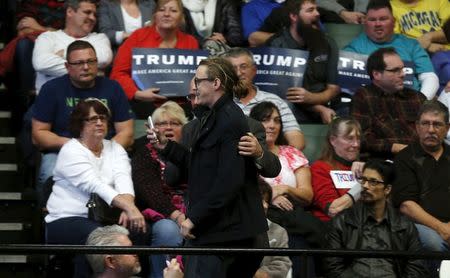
385,184,392,196
372,70,382,81
104,255,116,269
213,78,221,90
289,13,298,25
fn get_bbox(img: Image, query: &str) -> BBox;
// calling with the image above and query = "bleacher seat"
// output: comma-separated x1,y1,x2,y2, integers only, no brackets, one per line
301,124,329,163
324,23,363,49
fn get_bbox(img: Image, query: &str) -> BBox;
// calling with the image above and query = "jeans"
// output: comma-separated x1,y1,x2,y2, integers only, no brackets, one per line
37,152,58,207
415,224,449,252
415,224,449,276
149,219,183,278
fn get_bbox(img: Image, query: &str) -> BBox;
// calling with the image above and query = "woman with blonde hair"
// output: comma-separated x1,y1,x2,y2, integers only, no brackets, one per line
131,101,187,278
110,0,199,118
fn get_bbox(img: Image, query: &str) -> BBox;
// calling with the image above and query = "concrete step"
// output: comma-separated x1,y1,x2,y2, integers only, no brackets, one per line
0,137,17,164
0,163,24,192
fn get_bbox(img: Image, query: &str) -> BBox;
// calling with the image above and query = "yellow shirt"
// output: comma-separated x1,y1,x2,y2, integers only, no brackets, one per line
392,0,450,39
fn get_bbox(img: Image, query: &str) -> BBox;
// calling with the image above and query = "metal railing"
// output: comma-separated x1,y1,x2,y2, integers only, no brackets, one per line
1,245,448,277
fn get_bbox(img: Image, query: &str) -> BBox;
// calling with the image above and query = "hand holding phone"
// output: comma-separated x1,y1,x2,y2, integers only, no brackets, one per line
147,116,159,144
148,115,155,130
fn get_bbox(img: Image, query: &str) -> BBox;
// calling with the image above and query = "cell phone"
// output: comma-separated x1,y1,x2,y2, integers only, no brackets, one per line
147,116,155,130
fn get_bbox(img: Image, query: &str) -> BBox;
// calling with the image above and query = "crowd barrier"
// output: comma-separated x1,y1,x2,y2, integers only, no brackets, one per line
0,245,449,277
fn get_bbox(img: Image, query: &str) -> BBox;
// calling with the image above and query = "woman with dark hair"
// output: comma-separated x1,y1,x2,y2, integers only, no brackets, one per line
249,101,313,210
45,99,146,275
310,116,364,222
110,0,199,118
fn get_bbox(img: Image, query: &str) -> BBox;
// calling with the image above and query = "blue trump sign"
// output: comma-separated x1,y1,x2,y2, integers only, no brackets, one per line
132,48,209,97
251,47,309,98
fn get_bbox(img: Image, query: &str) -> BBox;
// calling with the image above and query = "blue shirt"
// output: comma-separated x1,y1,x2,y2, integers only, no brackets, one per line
344,33,434,91
241,0,282,39
33,75,133,139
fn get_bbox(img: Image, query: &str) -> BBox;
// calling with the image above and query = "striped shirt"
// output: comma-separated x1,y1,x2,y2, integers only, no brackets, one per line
234,87,301,132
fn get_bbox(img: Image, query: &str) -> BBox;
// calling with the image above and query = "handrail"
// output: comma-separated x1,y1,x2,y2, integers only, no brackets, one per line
0,244,448,260
1,245,446,278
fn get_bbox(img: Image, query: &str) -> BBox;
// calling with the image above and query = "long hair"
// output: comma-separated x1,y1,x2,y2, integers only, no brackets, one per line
249,101,287,146
320,117,361,165
199,57,248,99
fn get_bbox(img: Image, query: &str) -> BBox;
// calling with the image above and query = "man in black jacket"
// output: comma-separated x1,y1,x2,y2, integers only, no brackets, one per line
155,57,268,278
324,159,428,277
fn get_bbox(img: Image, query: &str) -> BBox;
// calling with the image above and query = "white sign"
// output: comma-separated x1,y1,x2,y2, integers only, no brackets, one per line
330,170,359,189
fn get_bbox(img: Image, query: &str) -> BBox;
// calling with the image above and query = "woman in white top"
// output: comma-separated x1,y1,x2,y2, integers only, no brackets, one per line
45,98,146,275
98,0,155,48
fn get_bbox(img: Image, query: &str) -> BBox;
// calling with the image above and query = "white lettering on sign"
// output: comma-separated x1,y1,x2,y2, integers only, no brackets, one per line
253,54,306,68
132,54,208,66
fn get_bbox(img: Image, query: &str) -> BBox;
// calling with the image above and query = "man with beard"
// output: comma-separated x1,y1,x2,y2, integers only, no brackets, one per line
266,0,340,124
86,225,142,278
392,101,450,271
351,47,426,159
344,0,439,100
325,159,427,277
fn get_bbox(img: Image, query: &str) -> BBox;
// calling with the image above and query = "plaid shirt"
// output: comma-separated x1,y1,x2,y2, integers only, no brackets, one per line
351,84,426,157
16,0,67,30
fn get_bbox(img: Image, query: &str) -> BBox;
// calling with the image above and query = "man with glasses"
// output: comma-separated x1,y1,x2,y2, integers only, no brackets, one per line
351,47,426,159
392,101,450,273
325,159,427,277
344,0,438,100
223,47,305,150
32,40,133,208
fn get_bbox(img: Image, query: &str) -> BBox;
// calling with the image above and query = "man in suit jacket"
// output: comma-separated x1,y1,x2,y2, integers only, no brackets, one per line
156,57,268,278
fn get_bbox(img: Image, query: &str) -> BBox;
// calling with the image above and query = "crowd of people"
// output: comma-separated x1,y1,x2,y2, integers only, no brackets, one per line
1,0,450,277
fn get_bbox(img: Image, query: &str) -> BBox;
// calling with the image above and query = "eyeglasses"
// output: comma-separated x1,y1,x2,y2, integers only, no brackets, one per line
186,94,197,101
67,59,98,68
418,121,447,129
194,77,213,89
84,115,108,124
234,63,253,72
356,176,386,187
155,121,182,128
384,67,404,75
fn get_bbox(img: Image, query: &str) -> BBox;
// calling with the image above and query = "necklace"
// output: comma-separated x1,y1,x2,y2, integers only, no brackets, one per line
79,139,103,157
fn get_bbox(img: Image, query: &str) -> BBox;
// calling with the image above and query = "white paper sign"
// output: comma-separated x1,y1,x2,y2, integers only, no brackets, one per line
330,170,359,189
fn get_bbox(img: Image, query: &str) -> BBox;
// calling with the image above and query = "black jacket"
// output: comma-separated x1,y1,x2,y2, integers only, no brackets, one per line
324,202,428,278
163,94,268,245
181,113,281,179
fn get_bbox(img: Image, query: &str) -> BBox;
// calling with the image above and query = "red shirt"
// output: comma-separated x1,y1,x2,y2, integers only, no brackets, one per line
110,25,199,99
310,160,351,222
